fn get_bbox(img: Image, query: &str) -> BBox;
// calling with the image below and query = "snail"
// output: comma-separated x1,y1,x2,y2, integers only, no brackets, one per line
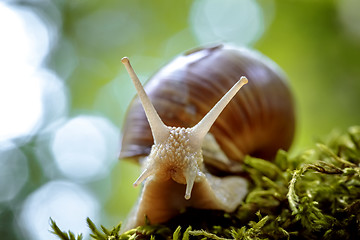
119,44,295,229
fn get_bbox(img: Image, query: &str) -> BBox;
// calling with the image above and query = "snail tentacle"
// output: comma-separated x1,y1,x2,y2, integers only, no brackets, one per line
133,167,154,187
121,57,169,144
191,77,248,142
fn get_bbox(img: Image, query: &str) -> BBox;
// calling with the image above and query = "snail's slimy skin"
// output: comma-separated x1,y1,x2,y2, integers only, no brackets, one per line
121,57,249,229
125,169,248,229
134,127,205,200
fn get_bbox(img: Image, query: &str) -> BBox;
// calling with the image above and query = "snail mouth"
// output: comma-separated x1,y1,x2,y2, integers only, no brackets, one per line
168,168,187,185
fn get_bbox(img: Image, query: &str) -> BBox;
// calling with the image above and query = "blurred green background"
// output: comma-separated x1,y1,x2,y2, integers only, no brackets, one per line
0,0,359,239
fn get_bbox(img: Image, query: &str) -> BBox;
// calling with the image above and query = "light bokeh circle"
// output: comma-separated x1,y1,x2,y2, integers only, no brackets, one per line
0,142,29,202
51,115,119,181
19,180,99,240
0,3,52,141
190,0,265,46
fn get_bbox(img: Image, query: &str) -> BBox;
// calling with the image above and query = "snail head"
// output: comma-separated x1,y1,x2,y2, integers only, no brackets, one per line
121,57,248,200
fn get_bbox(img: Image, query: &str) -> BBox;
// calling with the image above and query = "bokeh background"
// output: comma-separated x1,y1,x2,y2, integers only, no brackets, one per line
1,0,360,239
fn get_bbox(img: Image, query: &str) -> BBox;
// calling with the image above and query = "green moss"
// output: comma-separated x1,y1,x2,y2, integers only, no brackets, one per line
51,126,360,240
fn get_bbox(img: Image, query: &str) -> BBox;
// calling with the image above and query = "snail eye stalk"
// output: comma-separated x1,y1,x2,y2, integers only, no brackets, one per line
121,57,169,144
191,77,248,144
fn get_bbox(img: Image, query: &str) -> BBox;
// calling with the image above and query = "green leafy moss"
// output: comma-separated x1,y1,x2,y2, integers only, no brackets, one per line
51,126,360,240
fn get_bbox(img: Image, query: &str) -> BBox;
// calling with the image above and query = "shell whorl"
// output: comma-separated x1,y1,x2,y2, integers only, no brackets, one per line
120,44,295,168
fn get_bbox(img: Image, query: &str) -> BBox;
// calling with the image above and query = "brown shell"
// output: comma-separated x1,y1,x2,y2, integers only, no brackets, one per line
119,44,295,167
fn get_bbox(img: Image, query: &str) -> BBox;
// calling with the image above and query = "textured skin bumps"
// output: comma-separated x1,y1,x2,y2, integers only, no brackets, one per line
144,127,205,198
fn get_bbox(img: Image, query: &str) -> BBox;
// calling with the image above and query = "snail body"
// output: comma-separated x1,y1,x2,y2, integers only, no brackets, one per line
120,44,295,229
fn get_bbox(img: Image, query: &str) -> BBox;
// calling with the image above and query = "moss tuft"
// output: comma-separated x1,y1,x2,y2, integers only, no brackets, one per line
51,126,360,240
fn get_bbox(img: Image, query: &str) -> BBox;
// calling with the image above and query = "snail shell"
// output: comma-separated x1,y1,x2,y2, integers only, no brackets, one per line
120,44,295,229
